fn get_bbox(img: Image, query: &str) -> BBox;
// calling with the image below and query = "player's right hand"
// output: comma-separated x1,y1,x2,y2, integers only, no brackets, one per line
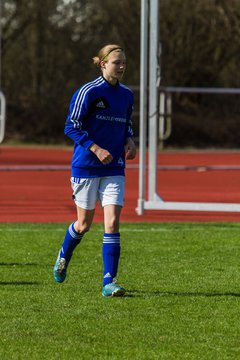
89,143,113,165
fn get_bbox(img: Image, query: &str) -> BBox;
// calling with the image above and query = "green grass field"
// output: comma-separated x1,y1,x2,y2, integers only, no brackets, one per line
1,222,240,359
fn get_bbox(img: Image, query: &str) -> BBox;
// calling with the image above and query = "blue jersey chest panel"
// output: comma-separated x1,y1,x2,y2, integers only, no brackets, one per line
65,76,134,178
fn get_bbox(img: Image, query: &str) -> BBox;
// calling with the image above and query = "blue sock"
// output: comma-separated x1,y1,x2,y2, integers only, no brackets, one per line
60,222,83,262
102,233,120,286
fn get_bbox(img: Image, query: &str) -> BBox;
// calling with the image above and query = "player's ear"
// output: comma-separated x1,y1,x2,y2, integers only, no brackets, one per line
100,60,106,69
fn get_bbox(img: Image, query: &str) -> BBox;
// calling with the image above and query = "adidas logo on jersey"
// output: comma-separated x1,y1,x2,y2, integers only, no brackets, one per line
89,96,109,113
96,101,106,108
90,97,109,112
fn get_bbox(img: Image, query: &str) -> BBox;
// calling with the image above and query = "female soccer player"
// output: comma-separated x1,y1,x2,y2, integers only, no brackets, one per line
53,44,136,297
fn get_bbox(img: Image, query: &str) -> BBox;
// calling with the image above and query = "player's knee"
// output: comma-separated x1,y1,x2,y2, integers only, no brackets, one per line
74,220,91,234
105,216,119,233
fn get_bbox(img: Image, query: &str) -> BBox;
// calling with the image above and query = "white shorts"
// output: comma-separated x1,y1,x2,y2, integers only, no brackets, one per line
71,176,125,210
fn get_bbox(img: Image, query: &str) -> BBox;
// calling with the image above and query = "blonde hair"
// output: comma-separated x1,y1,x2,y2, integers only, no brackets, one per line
93,44,124,67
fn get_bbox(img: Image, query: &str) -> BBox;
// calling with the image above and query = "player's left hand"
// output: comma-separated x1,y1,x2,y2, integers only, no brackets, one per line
125,137,136,160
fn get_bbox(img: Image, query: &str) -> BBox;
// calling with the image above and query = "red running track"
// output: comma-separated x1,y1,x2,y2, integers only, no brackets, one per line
1,146,240,223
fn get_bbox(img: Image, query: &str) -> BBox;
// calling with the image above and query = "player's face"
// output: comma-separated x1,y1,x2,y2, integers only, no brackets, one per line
102,51,126,84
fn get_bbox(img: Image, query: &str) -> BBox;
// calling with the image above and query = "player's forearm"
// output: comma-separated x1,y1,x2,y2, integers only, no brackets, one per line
64,123,94,149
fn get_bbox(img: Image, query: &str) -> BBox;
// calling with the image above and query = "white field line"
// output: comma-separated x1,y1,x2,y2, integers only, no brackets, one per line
0,226,239,233
1,164,240,171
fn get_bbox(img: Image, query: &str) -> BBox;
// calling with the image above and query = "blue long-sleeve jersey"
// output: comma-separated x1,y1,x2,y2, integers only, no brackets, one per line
65,76,134,178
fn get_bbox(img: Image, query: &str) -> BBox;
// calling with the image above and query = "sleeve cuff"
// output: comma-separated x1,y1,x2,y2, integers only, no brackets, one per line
81,139,94,150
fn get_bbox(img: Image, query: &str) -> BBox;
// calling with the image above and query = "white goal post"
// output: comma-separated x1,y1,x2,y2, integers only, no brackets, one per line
136,0,240,215
0,91,6,144
0,2,6,144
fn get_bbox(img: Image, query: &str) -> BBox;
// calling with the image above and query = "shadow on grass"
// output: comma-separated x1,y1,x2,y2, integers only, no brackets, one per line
0,262,38,266
158,291,240,297
127,290,240,298
0,263,43,286
0,281,41,285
